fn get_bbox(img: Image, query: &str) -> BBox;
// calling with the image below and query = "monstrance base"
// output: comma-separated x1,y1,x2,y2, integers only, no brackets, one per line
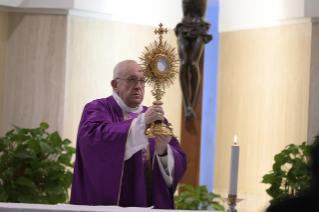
145,122,176,138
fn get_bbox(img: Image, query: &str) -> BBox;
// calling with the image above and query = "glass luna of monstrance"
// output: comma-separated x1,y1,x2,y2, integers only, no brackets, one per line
139,23,179,138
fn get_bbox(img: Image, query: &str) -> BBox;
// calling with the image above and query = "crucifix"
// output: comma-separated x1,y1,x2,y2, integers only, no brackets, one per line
175,0,212,121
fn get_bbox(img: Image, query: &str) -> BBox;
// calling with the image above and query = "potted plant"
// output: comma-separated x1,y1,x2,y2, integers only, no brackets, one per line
0,123,75,204
261,136,319,205
174,184,225,210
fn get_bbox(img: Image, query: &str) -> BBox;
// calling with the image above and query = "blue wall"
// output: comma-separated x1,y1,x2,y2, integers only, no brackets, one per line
199,0,219,192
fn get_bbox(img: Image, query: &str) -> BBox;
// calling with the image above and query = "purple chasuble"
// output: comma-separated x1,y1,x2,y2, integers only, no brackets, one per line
70,96,187,209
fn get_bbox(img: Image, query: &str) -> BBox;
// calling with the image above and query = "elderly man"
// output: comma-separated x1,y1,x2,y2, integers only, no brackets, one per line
70,60,187,209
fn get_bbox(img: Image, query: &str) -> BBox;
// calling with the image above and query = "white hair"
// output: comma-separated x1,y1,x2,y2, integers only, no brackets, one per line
113,60,138,79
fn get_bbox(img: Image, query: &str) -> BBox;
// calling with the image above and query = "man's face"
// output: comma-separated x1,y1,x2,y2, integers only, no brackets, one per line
112,63,145,108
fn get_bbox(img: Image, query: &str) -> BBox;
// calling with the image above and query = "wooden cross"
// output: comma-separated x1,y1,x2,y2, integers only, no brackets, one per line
154,23,168,44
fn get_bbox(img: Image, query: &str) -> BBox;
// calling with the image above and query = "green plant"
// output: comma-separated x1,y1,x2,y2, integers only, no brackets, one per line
261,136,319,205
174,184,225,211
0,123,75,204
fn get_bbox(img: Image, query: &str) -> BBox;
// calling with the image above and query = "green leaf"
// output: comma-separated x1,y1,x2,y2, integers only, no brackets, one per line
48,194,67,204
5,129,15,137
47,163,64,171
40,122,49,130
287,145,299,156
54,147,62,153
0,186,9,202
47,172,65,181
3,137,10,145
4,183,20,199
201,205,208,210
180,191,193,198
287,170,297,185
299,142,307,151
287,144,296,148
34,168,45,174
65,146,76,154
64,170,73,188
207,192,220,199
272,162,281,171
195,185,207,199
287,157,295,164
179,184,195,192
28,138,40,154
24,168,32,175
46,186,64,195
36,135,43,142
40,141,54,153
274,153,286,164
185,196,196,203
267,184,281,198
13,150,35,158
35,196,49,204
196,185,207,193
3,169,14,176
291,162,307,176
15,177,36,187
62,139,71,145
18,194,34,203
262,173,275,184
57,154,72,167
303,146,311,157
49,132,62,147
12,125,22,135
12,160,23,172
212,203,225,211
0,190,8,202
21,128,32,134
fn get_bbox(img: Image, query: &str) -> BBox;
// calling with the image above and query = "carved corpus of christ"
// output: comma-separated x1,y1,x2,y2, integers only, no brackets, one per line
175,0,213,121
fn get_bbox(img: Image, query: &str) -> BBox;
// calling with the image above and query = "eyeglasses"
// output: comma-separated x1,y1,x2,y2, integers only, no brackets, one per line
116,78,146,87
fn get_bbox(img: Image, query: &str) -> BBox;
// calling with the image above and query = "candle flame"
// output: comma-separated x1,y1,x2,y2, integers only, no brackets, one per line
234,135,237,145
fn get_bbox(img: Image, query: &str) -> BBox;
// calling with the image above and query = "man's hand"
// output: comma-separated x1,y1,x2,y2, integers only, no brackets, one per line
144,105,164,125
155,134,170,155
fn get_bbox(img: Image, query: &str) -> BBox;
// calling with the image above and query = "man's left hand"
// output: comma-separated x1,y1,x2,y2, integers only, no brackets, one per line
154,134,171,155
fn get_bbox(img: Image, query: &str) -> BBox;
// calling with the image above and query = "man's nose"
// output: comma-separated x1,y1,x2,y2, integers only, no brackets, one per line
134,81,143,89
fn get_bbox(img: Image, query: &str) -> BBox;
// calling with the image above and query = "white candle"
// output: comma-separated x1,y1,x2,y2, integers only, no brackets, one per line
228,135,240,195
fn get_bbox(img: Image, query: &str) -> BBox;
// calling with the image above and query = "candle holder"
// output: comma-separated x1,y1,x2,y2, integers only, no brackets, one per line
221,195,244,212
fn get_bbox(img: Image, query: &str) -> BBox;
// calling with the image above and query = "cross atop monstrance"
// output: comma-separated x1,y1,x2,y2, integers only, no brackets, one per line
154,23,168,45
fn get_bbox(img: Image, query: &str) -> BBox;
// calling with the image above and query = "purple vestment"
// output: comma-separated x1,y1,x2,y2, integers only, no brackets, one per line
70,96,187,209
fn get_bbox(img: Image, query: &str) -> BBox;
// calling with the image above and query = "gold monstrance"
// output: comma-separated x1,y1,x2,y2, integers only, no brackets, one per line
139,23,179,138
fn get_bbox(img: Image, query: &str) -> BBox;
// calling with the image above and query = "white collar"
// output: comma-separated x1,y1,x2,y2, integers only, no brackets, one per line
112,91,143,113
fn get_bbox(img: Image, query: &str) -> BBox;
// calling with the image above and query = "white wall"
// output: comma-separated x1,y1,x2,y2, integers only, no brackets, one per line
73,0,182,29
305,0,319,17
220,0,319,32
0,0,183,29
0,0,24,7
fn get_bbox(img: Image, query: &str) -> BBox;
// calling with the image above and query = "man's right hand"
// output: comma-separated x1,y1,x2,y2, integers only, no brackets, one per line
144,105,164,125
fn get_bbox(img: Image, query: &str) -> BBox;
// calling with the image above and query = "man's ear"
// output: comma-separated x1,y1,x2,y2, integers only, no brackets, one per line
111,80,118,91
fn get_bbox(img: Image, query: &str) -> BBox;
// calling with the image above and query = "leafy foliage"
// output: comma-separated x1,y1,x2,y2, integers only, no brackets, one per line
174,184,225,211
0,123,75,204
261,136,319,205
